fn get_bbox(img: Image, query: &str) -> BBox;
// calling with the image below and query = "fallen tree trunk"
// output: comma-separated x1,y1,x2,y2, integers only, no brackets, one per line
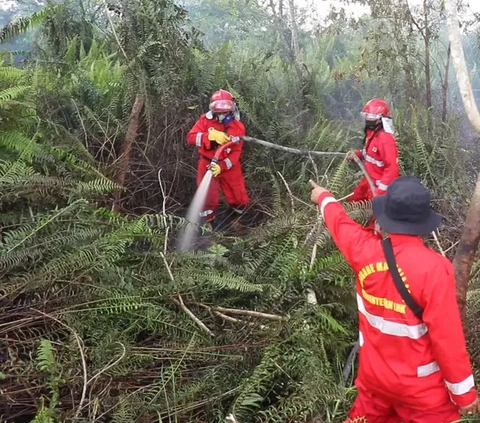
445,0,480,323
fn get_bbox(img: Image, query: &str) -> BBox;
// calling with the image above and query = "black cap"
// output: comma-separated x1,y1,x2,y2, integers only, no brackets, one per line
372,176,442,236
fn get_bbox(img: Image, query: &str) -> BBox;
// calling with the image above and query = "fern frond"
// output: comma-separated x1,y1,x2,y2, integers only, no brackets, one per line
328,159,349,196
37,339,56,373
179,270,265,293
73,178,120,196
0,66,26,81
0,6,57,43
0,85,32,107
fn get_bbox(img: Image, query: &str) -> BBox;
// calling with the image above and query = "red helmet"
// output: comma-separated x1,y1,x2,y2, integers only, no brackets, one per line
209,89,235,113
362,99,390,119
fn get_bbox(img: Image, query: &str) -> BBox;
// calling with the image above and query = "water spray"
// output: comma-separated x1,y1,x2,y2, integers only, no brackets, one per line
179,136,366,252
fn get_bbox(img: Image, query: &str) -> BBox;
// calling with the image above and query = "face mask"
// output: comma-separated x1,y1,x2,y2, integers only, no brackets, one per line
217,113,234,125
365,120,378,130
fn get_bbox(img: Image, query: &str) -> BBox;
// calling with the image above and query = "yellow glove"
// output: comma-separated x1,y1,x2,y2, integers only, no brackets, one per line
209,163,221,177
208,128,230,145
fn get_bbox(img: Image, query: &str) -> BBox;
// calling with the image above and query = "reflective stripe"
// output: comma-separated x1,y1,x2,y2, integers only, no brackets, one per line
445,375,475,396
362,112,382,120
357,294,428,339
320,196,337,218
232,207,244,214
196,132,203,147
199,210,214,217
365,154,384,167
225,148,232,154
374,180,389,190
224,158,233,169
417,361,440,377
362,148,366,158
359,331,364,347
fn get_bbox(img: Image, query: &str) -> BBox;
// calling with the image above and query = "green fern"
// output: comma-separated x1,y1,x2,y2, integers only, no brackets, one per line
0,66,26,81
0,85,33,107
0,7,57,43
328,159,349,196
37,339,56,373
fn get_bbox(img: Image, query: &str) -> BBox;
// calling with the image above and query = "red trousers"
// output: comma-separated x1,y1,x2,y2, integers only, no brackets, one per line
197,157,250,221
349,177,374,202
344,387,461,423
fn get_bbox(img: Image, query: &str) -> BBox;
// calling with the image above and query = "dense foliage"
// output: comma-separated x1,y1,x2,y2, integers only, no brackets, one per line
1,0,479,421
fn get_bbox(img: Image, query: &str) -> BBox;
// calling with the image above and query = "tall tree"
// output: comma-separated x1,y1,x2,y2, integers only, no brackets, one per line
423,0,432,112
445,0,480,323
288,0,300,62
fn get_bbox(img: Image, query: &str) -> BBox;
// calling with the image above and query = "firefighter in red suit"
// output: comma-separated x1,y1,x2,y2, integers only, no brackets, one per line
309,176,480,422
346,99,399,201
186,89,249,228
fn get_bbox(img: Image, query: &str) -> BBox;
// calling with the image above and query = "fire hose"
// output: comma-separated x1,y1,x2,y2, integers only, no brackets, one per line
210,135,377,194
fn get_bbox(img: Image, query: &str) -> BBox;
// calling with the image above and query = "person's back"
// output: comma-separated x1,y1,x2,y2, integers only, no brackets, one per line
352,235,470,407
310,176,479,422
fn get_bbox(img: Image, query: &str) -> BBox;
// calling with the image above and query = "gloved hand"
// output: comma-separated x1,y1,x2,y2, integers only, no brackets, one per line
208,128,230,145
209,163,222,178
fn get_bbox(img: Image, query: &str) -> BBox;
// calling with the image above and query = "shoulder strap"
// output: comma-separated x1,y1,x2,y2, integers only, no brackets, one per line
381,237,423,320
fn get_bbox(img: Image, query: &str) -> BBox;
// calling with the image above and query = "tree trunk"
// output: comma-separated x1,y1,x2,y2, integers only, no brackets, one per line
445,0,480,323
442,42,451,124
424,0,432,118
288,0,300,62
269,0,306,105
113,93,144,211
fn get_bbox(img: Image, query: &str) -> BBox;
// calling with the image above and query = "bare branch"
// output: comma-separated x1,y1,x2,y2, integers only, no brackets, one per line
173,296,215,337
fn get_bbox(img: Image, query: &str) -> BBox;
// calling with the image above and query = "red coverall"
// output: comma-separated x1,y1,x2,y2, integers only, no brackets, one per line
317,191,477,423
186,113,250,221
350,128,400,201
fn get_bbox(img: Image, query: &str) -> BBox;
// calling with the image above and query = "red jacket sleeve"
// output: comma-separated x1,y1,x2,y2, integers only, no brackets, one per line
375,133,399,195
186,116,210,149
421,258,477,407
318,191,376,269
219,122,246,172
